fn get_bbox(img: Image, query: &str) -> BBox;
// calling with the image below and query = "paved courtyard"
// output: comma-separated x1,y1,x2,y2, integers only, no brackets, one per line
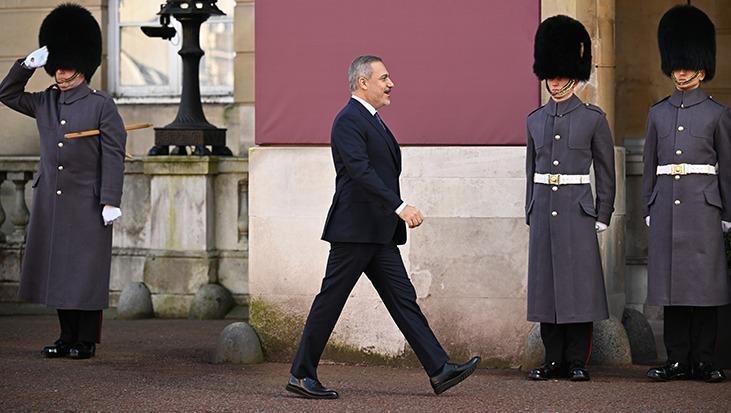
1,315,729,412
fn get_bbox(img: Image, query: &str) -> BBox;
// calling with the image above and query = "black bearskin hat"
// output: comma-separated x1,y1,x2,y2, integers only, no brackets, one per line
39,3,102,81
533,15,592,81
658,5,715,81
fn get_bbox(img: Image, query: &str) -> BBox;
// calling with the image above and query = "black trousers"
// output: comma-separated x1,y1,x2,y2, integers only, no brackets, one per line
290,242,449,380
540,322,593,368
664,305,717,366
57,309,103,344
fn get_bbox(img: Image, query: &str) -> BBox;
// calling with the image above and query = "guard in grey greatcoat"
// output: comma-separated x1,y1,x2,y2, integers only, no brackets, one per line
644,5,731,383
0,4,126,359
525,15,616,382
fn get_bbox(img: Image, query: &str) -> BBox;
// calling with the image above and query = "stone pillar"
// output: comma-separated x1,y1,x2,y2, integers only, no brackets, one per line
214,158,249,305
140,156,248,317
233,0,256,155
143,157,220,317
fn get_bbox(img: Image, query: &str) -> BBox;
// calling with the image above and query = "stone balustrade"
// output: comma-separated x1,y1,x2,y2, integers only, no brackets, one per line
0,156,249,316
0,157,38,302
0,157,38,245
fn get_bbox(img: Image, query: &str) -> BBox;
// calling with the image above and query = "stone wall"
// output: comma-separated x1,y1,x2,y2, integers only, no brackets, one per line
248,146,626,367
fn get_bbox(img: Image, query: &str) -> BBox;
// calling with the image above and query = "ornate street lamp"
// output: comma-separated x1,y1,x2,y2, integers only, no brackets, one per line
142,0,232,156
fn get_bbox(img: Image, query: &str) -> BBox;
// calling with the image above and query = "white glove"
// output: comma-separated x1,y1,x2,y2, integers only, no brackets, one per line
645,216,650,227
723,221,731,233
102,205,122,226
595,222,608,233
23,46,48,69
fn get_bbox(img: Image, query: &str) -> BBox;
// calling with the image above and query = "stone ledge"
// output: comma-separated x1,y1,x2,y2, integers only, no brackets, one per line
143,156,220,175
0,156,38,172
111,248,247,259
142,156,248,176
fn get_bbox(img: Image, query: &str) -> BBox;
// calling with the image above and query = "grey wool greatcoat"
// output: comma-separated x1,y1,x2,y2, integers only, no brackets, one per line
525,95,616,324
0,60,126,310
642,88,731,307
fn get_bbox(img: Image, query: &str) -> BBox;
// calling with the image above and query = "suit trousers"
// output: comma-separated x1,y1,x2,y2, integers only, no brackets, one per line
664,305,717,365
57,309,103,344
540,322,593,368
290,242,449,379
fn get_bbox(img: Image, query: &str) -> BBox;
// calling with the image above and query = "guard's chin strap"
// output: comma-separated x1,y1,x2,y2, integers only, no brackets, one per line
55,71,80,86
672,70,701,88
546,79,577,99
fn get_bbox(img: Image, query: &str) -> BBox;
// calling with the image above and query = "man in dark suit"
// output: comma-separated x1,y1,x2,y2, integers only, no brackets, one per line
286,55,480,399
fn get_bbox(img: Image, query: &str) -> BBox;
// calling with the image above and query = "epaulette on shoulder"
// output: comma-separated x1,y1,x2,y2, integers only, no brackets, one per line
582,103,605,115
651,96,670,107
707,94,725,108
89,88,111,99
527,105,544,118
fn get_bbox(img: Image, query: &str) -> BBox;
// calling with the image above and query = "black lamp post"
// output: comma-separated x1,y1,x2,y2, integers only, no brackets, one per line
142,0,232,156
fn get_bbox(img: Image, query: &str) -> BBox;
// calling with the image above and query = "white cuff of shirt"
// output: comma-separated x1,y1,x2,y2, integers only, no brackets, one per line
395,202,406,215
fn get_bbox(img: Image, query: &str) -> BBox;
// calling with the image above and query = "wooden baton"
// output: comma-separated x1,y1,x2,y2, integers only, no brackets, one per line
64,123,152,139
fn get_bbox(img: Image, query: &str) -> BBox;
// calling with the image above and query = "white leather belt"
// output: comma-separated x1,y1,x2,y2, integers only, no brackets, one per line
656,164,717,176
533,173,591,185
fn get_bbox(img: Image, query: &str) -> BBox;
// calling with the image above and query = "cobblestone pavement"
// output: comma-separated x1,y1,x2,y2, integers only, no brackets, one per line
1,315,729,412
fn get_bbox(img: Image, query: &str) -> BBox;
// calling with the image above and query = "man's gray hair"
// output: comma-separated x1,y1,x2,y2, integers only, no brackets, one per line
348,55,383,92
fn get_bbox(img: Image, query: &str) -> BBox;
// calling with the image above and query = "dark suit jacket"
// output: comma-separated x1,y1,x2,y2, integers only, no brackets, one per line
321,98,407,245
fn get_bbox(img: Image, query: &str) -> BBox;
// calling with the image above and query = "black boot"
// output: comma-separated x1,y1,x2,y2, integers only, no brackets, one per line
647,361,690,381
694,362,726,383
68,342,96,359
42,339,71,358
569,366,590,381
527,361,567,380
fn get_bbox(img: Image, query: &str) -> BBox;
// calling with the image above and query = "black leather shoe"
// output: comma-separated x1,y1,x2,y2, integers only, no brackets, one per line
68,342,95,359
569,367,590,381
527,361,567,380
42,339,70,358
430,356,481,395
647,361,689,381
285,376,338,399
694,362,726,383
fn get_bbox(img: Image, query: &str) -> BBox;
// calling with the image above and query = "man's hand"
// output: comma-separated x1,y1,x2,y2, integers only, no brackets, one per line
723,221,731,233
645,216,650,227
102,205,122,226
398,205,424,229
23,46,48,69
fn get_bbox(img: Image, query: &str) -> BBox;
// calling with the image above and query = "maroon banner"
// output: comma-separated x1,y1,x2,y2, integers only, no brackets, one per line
255,0,540,145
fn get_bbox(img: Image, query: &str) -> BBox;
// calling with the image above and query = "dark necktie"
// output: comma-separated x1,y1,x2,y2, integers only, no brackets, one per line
374,112,388,134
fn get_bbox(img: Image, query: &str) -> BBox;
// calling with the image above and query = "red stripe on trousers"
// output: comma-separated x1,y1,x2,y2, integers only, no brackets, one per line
583,324,594,367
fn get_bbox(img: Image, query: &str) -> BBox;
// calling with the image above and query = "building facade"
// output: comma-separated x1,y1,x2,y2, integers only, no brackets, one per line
0,0,728,367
